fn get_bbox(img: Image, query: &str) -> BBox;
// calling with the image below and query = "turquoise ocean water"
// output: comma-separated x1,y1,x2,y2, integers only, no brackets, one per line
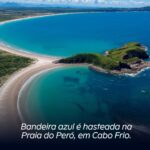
0,12,150,56
0,12,150,131
19,66,150,128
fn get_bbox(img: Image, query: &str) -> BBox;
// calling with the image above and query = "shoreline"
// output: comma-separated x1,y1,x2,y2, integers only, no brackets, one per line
0,11,99,26
0,42,63,136
0,12,91,137
0,12,71,26
17,64,85,123
89,61,150,77
0,11,95,137
0,41,59,60
0,13,67,137
17,66,62,123
0,11,150,138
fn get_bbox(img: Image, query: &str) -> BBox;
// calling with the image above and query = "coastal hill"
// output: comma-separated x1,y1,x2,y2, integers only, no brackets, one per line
58,42,150,74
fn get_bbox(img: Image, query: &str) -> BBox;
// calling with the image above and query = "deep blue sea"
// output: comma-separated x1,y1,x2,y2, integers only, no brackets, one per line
0,12,150,56
0,12,150,134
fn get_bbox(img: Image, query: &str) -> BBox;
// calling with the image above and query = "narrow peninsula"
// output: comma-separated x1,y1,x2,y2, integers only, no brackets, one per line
58,42,150,74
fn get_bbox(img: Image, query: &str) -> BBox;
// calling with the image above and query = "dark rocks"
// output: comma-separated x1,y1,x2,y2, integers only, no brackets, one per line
123,50,149,60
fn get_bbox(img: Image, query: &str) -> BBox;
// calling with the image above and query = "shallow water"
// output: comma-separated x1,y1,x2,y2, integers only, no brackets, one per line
1,12,150,131
19,66,150,129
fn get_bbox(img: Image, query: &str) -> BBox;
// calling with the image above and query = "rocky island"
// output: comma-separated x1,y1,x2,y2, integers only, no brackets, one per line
58,42,150,75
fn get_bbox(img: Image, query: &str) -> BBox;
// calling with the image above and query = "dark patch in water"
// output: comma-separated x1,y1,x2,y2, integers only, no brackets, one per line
63,76,80,84
73,102,86,113
77,86,88,95
63,83,75,87
76,70,82,74
76,70,87,75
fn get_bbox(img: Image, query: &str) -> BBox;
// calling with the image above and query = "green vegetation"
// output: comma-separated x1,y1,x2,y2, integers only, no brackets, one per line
107,42,148,63
59,42,149,71
0,50,34,86
0,8,54,22
1,6,150,22
59,53,120,70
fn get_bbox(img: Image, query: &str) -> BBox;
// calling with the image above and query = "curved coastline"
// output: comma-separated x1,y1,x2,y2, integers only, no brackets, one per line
0,12,76,26
0,11,143,27
17,64,84,123
0,11,102,57
0,12,92,136
0,11,99,26
0,13,70,136
0,11,150,137
17,66,63,123
0,43,62,135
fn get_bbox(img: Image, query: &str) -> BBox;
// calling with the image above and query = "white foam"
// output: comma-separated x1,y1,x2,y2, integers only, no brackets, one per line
124,67,150,77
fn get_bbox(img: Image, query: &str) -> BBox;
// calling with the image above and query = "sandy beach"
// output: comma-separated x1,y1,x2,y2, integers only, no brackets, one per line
1,11,146,139
0,43,64,138
0,14,66,138
0,11,86,26
0,13,54,25
0,12,88,139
